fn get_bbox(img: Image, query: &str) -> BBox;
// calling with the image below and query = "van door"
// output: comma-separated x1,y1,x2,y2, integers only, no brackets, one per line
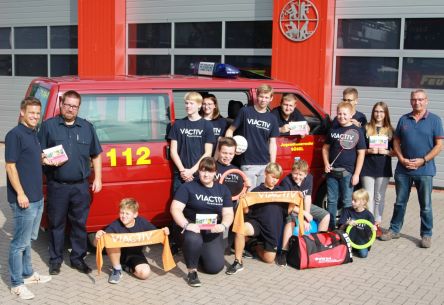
75,91,173,231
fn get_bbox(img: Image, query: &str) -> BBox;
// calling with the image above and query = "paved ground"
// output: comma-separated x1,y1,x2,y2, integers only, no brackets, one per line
1,143,444,305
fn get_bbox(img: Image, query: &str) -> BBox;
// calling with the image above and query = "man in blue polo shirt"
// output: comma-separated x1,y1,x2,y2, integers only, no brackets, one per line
380,89,443,248
39,90,103,275
6,97,52,300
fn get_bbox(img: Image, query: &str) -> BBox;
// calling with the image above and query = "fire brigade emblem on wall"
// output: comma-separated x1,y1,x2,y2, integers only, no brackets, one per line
280,0,319,42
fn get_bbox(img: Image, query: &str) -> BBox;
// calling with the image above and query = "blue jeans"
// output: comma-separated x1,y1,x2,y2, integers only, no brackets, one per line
353,248,369,258
326,172,353,229
9,198,44,287
390,173,433,237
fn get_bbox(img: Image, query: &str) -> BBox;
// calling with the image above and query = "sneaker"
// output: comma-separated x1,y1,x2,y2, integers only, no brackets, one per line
379,230,400,241
11,285,35,300
276,251,287,267
243,238,258,259
24,272,52,285
421,236,432,248
376,224,383,238
187,271,201,287
226,259,244,275
108,268,123,284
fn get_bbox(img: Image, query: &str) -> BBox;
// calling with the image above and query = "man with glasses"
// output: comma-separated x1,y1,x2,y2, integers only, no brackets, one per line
380,89,443,248
39,90,103,274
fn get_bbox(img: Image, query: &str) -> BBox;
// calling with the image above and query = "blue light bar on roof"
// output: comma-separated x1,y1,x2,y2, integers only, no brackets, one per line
190,62,240,78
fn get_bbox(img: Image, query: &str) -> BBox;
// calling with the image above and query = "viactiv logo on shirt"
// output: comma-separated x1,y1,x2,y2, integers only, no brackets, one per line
247,118,270,130
180,128,203,137
213,127,221,136
195,194,224,206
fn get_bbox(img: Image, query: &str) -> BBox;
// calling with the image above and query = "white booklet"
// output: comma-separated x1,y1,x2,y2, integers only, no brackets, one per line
43,145,68,163
196,214,218,230
289,121,308,136
369,135,388,149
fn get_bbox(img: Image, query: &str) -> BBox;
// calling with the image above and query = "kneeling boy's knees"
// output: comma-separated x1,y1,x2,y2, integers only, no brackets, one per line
134,264,151,280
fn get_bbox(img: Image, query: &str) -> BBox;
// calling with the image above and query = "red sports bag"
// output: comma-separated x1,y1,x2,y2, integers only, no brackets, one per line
287,230,353,269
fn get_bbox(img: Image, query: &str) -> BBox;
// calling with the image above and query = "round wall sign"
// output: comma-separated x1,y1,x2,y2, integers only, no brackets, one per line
279,0,319,42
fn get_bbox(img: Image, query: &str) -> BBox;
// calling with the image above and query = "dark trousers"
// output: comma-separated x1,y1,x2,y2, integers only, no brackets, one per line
182,231,224,274
46,180,91,264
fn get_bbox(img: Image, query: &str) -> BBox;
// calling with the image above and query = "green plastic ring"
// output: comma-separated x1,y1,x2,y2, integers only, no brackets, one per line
346,219,376,250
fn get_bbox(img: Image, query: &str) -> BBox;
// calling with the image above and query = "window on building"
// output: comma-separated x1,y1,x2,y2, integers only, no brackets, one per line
226,21,272,48
335,56,398,87
128,23,171,48
404,18,444,50
128,55,171,75
402,57,444,90
225,55,271,77
337,19,400,49
175,22,221,48
15,55,47,76
51,55,78,76
14,26,47,49
50,26,78,49
0,55,12,76
174,55,221,75
0,27,11,49
79,93,171,143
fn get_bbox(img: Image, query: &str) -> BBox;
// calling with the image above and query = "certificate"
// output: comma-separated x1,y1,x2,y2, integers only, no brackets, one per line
289,121,308,136
369,135,388,149
43,145,68,163
196,214,218,229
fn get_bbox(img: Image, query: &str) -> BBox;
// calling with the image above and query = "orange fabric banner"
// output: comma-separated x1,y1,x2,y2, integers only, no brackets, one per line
96,229,176,275
232,191,304,235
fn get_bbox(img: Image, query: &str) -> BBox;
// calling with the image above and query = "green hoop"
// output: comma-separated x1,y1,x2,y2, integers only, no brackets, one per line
346,219,376,250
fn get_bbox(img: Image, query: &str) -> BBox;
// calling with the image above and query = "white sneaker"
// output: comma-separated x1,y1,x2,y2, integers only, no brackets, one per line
11,285,35,300
24,272,52,284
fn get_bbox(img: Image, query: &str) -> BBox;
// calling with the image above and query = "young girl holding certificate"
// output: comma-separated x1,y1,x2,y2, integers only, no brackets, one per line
361,102,394,232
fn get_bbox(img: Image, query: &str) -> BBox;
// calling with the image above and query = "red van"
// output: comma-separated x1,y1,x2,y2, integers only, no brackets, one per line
26,73,331,232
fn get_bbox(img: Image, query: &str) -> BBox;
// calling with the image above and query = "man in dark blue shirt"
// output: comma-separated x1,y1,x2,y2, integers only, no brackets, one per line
6,97,52,300
381,89,443,248
39,90,102,275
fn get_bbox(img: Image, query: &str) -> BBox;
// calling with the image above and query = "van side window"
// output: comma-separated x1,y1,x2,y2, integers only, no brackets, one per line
78,93,170,143
271,93,324,135
28,84,50,123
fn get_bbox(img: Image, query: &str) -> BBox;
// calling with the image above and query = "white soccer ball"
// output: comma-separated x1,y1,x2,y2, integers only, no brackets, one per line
233,135,248,155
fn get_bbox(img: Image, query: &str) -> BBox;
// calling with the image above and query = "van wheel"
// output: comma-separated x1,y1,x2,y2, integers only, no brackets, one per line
87,232,97,252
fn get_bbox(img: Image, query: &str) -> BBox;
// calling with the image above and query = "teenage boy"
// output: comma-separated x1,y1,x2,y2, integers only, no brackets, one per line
168,91,215,192
332,87,367,128
94,198,169,284
226,163,291,275
278,159,330,266
225,84,279,188
322,102,366,229
6,97,52,300
271,93,309,135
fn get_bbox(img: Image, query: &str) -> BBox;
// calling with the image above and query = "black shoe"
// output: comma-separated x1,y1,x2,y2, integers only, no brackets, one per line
243,238,258,259
187,271,201,287
71,260,92,274
226,259,244,275
49,262,61,275
276,250,287,267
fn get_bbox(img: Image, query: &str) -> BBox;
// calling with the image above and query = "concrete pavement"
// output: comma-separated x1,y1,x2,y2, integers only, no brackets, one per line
1,143,444,304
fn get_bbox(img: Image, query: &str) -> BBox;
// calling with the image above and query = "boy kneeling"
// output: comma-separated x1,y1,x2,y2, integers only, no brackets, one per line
94,198,169,284
226,163,290,275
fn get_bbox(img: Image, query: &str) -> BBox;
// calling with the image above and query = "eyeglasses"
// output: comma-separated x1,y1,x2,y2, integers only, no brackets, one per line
62,103,79,110
342,98,355,102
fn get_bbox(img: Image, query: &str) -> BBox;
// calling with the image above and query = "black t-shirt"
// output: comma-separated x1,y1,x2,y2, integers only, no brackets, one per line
215,161,244,197
338,207,375,246
209,116,228,155
279,173,313,197
105,216,157,257
248,184,288,247
232,106,279,166
167,117,215,169
361,126,393,177
271,107,306,135
174,180,233,223
5,124,43,203
326,124,366,174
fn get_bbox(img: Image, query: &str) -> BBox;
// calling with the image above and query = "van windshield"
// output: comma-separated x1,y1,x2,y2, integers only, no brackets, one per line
78,93,170,143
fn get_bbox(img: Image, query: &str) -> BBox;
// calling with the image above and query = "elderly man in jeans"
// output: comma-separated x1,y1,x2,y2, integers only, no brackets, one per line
380,89,443,248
